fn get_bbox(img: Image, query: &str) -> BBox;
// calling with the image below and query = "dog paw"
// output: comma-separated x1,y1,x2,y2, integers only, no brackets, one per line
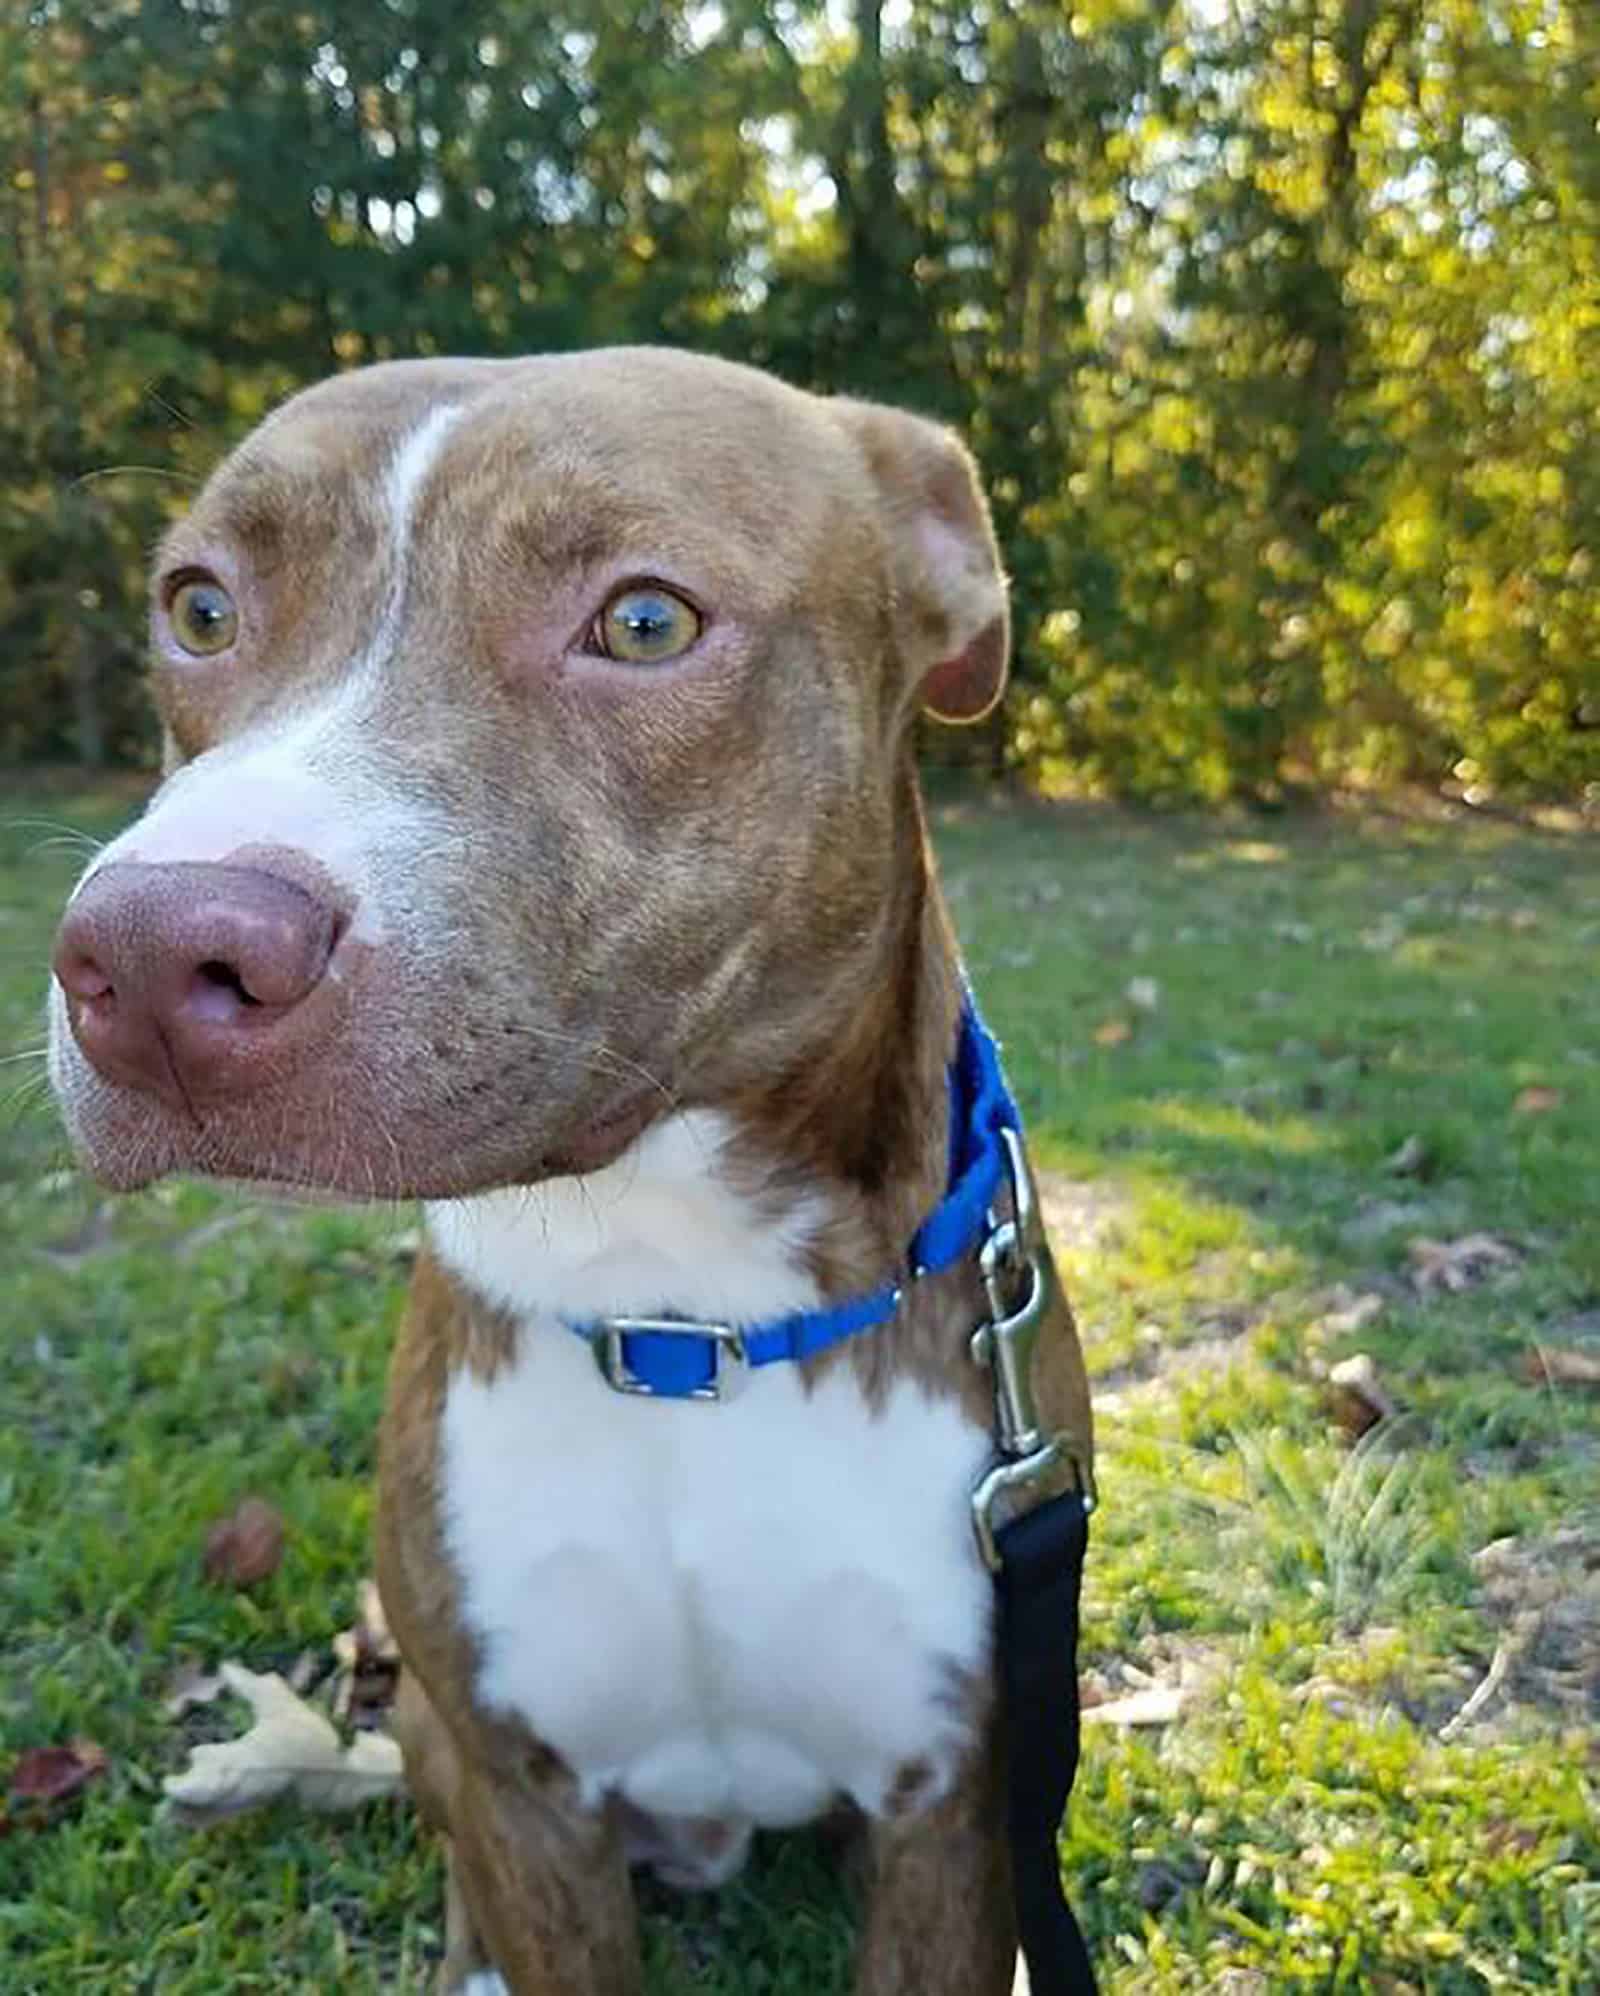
457,1974,509,1996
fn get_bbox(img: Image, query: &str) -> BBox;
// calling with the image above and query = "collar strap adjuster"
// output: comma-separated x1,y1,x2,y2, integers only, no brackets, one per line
594,1316,748,1401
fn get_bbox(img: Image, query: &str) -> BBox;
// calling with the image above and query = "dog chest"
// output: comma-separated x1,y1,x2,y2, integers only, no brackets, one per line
427,1118,995,1832
440,1328,992,1829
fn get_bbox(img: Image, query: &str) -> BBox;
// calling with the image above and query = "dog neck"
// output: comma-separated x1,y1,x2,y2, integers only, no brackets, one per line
426,776,964,1333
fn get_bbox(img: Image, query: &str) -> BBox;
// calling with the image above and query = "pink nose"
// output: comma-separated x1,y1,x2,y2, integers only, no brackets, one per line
53,861,342,1110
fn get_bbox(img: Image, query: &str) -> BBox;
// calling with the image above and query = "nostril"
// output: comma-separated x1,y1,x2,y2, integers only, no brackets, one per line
196,960,263,1008
56,951,115,1004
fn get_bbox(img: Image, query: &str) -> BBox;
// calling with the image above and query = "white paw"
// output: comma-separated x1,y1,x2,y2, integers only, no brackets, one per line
458,1974,509,1996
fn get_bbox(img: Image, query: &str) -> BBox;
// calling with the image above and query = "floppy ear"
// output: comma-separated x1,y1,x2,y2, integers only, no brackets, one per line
830,398,1009,725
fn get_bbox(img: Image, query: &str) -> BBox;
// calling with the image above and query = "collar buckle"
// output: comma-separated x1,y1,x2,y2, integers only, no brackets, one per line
593,1316,749,1402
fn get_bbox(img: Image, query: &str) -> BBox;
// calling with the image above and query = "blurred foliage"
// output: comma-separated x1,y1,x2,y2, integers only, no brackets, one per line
1,0,1596,801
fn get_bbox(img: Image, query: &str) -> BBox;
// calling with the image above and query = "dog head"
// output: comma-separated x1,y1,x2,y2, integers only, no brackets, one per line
49,349,1008,1198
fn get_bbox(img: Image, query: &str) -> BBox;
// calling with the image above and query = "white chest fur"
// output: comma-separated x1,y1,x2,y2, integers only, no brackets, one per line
427,1113,993,1836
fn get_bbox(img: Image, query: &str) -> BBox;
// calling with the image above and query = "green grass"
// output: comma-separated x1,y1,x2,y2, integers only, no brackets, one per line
3,772,1597,1992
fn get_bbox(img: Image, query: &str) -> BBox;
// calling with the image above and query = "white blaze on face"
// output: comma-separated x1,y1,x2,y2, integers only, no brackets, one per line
47,401,473,1120
61,402,471,941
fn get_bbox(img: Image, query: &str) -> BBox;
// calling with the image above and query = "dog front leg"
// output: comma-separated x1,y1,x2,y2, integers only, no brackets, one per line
853,1733,1017,1996
440,1763,642,1996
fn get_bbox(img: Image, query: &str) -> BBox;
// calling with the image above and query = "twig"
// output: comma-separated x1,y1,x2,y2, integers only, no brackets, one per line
1438,1610,1541,1742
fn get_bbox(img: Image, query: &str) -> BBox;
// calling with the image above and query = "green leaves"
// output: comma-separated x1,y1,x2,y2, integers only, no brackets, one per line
2,1,1596,801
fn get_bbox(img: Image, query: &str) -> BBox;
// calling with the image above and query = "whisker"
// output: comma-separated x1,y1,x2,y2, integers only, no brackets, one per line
4,816,109,861
71,464,199,491
1,1070,55,1123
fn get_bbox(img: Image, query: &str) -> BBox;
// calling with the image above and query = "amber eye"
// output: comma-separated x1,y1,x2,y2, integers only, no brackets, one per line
592,585,702,664
167,576,238,656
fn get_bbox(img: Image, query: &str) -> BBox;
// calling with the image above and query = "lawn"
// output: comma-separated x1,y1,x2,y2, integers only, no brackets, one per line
2,771,1596,1993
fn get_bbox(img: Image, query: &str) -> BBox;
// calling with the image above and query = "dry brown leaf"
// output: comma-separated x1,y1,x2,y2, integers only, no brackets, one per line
1522,1344,1600,1389
8,1739,107,1815
1407,1233,1520,1295
1327,1352,1398,1438
1093,1016,1133,1048
163,1662,403,1822
331,1578,402,1729
202,1496,285,1589
1512,1085,1564,1117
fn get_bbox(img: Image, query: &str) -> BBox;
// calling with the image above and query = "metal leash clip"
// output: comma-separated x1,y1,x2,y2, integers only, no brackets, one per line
970,1126,1095,1571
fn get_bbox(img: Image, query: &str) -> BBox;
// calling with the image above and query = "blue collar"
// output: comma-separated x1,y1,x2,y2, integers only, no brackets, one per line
573,997,1022,1401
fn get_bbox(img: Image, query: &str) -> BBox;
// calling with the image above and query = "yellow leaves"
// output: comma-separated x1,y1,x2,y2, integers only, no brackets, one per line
1039,609,1082,655
102,160,128,184
1254,151,1329,223
1148,393,1206,456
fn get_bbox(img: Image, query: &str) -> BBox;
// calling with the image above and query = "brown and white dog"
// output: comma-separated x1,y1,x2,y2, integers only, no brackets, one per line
48,349,1094,1995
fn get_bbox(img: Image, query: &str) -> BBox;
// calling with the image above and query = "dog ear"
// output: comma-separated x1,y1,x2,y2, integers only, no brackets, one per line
831,399,1009,725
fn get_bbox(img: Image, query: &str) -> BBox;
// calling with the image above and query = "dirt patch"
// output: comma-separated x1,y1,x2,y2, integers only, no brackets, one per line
1037,1170,1132,1257
1094,1324,1261,1399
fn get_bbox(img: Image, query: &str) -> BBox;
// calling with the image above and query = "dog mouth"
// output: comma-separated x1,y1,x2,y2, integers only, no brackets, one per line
531,1093,664,1179
55,1042,670,1202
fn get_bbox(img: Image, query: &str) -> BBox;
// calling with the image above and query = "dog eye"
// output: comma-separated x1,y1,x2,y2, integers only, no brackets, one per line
167,576,238,657
591,585,702,664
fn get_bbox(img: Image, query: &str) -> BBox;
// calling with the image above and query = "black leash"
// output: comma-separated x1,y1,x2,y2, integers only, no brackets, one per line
996,1486,1097,1994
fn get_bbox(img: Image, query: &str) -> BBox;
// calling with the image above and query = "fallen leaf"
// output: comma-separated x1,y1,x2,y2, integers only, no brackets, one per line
1314,1288,1386,1338
331,1578,402,1729
8,1740,107,1814
202,1497,285,1589
1328,1352,1398,1438
1082,1684,1183,1727
164,1662,404,1822
1383,1133,1430,1178
1512,1086,1563,1117
1407,1233,1520,1296
162,1661,227,1720
1522,1344,1600,1389
1093,1016,1133,1048
285,1649,321,1696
